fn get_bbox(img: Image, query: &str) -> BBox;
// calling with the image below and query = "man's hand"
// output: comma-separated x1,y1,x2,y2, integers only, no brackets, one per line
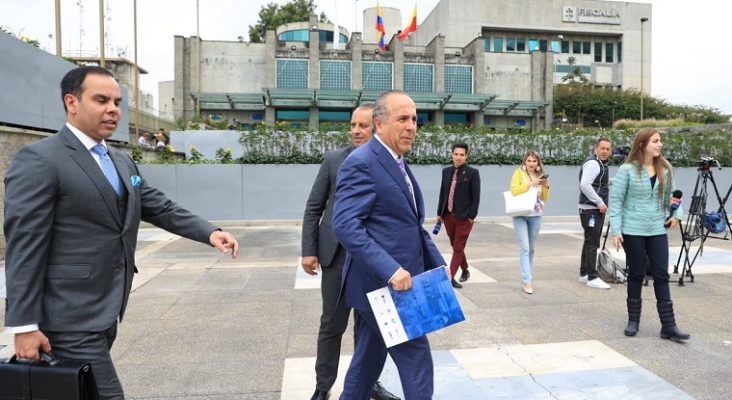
436,216,442,223
598,204,608,213
468,218,474,225
613,234,624,252
210,231,239,258
390,269,412,291
301,256,320,276
15,331,51,360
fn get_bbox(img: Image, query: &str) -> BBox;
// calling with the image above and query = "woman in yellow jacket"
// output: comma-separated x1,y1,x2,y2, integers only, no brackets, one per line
510,150,551,294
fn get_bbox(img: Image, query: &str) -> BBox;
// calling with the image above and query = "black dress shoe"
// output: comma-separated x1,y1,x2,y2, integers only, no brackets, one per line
459,269,470,282
372,381,401,400
451,278,463,289
310,389,330,400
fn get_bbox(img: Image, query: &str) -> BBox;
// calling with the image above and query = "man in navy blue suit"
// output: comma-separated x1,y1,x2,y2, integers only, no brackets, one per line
333,91,446,400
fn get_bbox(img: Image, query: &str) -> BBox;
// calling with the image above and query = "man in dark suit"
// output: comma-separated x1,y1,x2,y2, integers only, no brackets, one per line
436,142,481,289
333,91,446,400
301,104,399,400
3,66,239,400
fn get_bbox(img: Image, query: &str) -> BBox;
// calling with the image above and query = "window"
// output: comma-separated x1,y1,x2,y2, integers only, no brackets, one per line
276,109,309,120
605,43,614,63
561,40,570,53
320,60,351,90
582,41,591,54
493,37,503,52
444,65,473,94
276,59,308,89
594,42,602,62
362,62,393,92
539,40,548,51
404,63,434,93
529,39,538,51
517,38,526,52
617,42,622,62
484,37,490,52
573,41,581,54
506,38,515,52
551,40,560,53
319,110,350,121
445,113,468,125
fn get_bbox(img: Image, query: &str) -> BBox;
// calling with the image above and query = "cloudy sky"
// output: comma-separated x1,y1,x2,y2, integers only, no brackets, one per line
1,0,730,116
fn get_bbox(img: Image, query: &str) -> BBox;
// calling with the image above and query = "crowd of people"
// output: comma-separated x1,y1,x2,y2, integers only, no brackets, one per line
137,128,170,150
4,66,691,400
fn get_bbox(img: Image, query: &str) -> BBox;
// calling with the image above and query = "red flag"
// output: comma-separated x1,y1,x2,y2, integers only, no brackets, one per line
398,4,417,41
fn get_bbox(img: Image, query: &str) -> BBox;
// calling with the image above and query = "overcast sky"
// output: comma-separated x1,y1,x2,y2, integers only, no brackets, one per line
1,0,730,116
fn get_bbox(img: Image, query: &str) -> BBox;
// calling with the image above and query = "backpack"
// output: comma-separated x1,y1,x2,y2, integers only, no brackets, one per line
702,211,727,234
597,224,627,283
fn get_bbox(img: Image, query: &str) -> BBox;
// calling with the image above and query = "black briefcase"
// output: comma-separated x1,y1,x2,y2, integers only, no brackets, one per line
0,353,100,400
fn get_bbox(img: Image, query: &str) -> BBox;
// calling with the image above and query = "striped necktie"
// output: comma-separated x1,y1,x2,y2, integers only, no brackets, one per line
92,144,122,196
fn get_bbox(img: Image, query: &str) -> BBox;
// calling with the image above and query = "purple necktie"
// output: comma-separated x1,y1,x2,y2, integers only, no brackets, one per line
397,157,416,209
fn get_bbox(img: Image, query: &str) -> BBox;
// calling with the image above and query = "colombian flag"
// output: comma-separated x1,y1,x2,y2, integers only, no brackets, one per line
398,4,417,41
376,2,387,51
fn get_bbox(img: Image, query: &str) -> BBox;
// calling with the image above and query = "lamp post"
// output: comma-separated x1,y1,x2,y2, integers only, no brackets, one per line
54,0,62,57
640,17,648,120
612,101,617,126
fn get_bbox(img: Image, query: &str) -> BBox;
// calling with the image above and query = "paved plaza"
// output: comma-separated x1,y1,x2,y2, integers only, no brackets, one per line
2,219,732,399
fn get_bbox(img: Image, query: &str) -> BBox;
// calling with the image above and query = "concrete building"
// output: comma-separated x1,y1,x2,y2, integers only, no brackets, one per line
172,0,651,131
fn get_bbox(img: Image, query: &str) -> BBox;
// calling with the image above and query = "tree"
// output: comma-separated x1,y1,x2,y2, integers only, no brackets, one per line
248,0,329,43
561,56,589,86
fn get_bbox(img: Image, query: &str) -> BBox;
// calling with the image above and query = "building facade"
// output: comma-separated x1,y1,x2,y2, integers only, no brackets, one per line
172,0,651,131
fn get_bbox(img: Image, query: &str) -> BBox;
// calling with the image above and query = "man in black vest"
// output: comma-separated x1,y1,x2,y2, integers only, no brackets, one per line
578,137,612,289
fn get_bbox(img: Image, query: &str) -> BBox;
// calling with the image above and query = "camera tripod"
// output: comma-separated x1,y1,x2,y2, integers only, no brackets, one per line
673,157,732,285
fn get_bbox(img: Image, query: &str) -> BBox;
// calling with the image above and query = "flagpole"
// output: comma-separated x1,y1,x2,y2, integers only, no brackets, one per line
354,0,358,33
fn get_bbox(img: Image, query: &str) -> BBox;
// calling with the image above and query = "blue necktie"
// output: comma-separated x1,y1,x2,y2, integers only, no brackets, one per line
397,157,416,210
92,144,122,196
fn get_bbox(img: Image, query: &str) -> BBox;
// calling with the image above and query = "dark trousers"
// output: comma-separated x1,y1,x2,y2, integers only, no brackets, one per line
622,234,671,302
45,322,123,400
579,209,605,280
340,310,433,400
315,246,354,392
443,213,473,278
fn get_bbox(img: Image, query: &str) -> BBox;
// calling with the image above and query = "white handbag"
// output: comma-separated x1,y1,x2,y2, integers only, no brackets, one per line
503,186,538,217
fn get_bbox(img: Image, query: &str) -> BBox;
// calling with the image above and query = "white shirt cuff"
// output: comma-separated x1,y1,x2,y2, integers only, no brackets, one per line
6,324,39,334
388,267,405,283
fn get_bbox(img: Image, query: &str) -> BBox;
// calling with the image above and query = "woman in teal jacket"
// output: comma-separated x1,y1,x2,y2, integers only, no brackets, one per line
609,128,689,341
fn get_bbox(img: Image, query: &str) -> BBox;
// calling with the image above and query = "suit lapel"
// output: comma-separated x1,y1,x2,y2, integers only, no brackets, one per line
61,129,123,227
110,149,136,232
370,140,418,218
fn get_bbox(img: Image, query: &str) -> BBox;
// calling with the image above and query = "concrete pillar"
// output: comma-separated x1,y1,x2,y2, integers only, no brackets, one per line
309,15,320,89
530,50,553,131
173,36,187,122
350,33,363,90
265,30,277,126
434,110,445,126
427,36,445,92
392,35,404,90
471,111,484,127
265,106,276,126
468,38,485,95
309,107,319,130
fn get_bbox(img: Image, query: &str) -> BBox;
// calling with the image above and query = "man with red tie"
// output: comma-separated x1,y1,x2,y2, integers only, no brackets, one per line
437,143,481,288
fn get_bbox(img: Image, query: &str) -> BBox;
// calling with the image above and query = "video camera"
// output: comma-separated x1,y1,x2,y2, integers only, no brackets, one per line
698,156,722,170
612,146,630,165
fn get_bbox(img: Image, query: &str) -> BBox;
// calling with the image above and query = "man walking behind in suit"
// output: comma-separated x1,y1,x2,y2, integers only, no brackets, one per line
333,91,446,400
436,143,481,289
4,66,239,400
301,104,399,400
578,137,612,289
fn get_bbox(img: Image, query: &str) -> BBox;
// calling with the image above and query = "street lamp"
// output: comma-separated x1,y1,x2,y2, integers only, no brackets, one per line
640,17,648,120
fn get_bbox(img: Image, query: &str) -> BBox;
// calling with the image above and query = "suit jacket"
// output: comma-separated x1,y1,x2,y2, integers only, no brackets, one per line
301,146,354,267
3,126,217,332
332,137,446,312
436,165,481,220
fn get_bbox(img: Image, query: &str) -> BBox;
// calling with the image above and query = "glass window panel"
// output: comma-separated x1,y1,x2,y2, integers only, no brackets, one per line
319,111,351,121
362,62,393,92
582,41,591,54
320,60,351,90
517,38,526,52
404,63,434,93
539,40,548,51
551,40,560,53
561,40,570,53
484,38,490,51
276,110,309,120
276,59,309,89
573,41,581,54
529,39,538,51
594,42,602,62
444,113,468,123
617,42,622,62
493,37,503,52
506,38,515,52
444,65,473,94
605,43,614,63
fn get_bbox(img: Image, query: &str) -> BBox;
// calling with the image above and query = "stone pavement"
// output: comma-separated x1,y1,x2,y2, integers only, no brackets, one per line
2,219,732,399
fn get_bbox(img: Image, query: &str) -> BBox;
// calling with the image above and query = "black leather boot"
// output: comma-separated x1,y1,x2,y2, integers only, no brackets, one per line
624,298,641,336
657,301,690,341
